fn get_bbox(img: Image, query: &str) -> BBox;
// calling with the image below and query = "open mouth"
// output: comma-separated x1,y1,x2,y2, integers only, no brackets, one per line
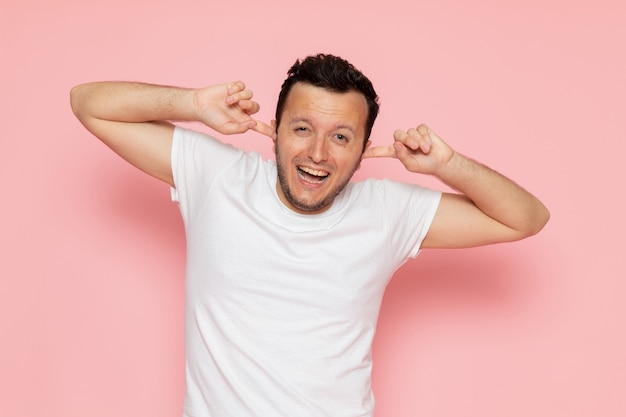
297,166,329,184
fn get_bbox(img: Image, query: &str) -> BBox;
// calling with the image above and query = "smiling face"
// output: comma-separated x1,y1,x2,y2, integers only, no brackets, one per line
274,82,370,214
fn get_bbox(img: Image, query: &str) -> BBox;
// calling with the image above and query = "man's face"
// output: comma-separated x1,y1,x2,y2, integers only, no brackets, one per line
274,82,370,214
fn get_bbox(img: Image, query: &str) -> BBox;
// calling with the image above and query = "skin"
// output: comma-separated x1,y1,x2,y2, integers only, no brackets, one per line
70,79,549,250
273,83,370,214
363,125,550,248
70,81,273,186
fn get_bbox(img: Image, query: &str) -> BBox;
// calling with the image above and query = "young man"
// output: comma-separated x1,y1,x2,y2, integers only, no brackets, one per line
71,54,549,417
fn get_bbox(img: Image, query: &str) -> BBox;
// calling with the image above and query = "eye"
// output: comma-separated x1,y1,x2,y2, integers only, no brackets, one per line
334,133,349,142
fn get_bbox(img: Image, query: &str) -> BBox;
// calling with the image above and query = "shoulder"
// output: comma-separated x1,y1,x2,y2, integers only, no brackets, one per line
349,178,441,202
342,178,442,226
173,125,239,154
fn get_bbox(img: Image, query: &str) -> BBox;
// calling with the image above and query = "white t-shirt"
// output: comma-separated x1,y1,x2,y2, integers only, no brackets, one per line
171,126,441,417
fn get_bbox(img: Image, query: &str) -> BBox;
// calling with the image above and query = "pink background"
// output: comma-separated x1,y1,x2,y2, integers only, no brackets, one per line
2,0,625,416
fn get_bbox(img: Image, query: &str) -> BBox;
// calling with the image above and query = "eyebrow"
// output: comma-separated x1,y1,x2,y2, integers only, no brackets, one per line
290,117,357,135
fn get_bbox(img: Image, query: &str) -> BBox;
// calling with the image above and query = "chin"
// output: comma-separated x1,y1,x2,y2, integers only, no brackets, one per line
284,188,334,214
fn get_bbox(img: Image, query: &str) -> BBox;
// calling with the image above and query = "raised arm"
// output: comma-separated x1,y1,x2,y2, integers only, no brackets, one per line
70,81,274,186
363,125,550,248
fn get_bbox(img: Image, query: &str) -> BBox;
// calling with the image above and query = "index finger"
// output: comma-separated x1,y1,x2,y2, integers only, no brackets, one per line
362,144,396,159
251,119,276,140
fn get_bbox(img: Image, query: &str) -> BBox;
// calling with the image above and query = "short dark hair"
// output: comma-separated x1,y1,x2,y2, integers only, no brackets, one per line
275,54,380,146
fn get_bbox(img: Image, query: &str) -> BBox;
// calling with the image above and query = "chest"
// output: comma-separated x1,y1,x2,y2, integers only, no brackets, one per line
184,192,395,322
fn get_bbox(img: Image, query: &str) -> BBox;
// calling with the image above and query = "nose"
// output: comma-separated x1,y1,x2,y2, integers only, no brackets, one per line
308,134,328,163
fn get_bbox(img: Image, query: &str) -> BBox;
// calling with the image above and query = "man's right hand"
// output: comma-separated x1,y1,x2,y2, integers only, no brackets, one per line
70,81,275,187
194,81,275,139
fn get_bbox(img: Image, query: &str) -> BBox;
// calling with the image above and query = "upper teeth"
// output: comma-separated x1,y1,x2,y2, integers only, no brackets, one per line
299,166,328,177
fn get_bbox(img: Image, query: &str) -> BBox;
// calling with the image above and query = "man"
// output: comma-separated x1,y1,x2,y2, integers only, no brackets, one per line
71,54,549,417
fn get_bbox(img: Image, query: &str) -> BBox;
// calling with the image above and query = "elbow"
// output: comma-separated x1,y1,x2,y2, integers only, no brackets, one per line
535,202,551,234
537,205,551,234
522,204,551,239
70,83,96,122
69,84,86,118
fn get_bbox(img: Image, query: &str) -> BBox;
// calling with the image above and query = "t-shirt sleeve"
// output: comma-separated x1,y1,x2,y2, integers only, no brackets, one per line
378,179,442,260
170,126,244,223
407,185,441,258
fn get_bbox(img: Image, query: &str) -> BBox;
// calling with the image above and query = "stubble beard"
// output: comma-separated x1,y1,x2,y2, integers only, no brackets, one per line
275,141,360,213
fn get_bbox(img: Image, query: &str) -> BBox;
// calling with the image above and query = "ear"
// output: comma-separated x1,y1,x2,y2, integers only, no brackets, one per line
271,120,277,141
357,140,372,170
271,119,277,152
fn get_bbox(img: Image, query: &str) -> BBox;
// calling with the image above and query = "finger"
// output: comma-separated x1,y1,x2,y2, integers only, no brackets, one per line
226,89,254,105
361,144,396,159
218,121,252,135
251,119,276,139
394,129,418,150
418,124,436,153
393,141,412,161
237,99,261,115
236,89,254,101
396,127,432,153
226,81,246,95
393,129,409,145
412,128,432,153
416,124,432,136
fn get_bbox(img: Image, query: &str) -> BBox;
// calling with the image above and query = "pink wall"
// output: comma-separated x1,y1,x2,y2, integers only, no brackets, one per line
2,1,625,416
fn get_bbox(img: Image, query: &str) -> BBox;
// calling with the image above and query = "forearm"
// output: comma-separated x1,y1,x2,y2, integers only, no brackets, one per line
70,82,197,124
437,152,550,237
